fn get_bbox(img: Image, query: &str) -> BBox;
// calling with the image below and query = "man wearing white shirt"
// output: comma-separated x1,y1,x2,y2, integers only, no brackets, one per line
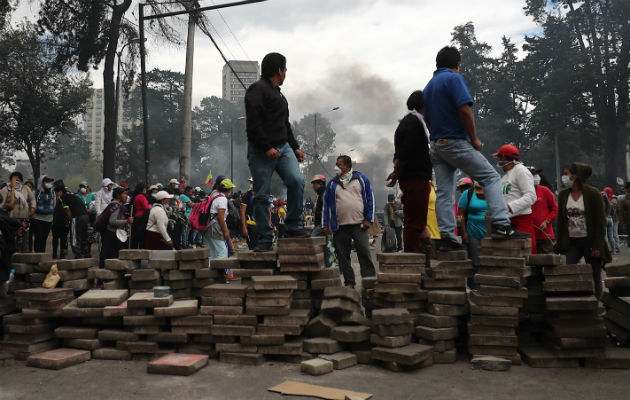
494,144,538,253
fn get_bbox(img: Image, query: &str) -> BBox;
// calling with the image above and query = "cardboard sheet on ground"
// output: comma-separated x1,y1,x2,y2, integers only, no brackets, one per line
268,380,372,400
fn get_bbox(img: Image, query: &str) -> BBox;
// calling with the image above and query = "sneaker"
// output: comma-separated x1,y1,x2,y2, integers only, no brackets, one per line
438,238,465,251
285,228,310,238
253,242,274,252
225,273,239,281
491,224,530,240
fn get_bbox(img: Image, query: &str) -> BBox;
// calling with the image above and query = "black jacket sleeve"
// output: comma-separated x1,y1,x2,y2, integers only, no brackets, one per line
245,83,272,151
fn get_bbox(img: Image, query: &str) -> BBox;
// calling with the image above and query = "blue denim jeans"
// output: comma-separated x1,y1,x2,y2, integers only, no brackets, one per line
430,139,510,241
248,141,305,243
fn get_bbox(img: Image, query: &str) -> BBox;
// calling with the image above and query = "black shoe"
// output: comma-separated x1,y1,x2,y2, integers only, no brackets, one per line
253,242,274,252
285,228,310,238
491,224,530,240
438,238,465,251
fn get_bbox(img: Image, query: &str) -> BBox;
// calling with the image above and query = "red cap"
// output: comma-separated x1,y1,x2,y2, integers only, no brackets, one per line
492,144,520,159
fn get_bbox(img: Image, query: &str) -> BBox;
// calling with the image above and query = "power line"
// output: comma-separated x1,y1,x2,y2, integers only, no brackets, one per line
197,20,247,90
209,0,251,60
204,14,238,61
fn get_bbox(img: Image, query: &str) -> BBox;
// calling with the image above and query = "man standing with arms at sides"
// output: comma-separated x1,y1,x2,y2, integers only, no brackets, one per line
240,178,257,250
423,46,528,251
245,52,309,252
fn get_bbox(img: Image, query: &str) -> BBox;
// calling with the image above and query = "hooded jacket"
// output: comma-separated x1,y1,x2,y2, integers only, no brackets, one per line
555,163,611,263
33,175,56,222
323,171,374,232
95,178,114,216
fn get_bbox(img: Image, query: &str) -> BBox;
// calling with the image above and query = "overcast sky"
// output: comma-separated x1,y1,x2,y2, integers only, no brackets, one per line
15,0,539,158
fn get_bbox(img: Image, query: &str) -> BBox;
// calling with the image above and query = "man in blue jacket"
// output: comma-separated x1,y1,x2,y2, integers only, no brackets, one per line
322,155,376,288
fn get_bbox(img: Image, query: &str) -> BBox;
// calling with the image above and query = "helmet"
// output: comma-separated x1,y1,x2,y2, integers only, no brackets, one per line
492,144,520,159
311,174,326,184
457,177,473,188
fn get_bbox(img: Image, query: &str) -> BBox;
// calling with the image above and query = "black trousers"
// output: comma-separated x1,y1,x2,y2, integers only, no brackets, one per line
31,219,52,253
333,224,376,286
394,225,403,250
99,229,124,268
563,237,604,300
71,215,90,258
52,227,69,258
246,224,258,250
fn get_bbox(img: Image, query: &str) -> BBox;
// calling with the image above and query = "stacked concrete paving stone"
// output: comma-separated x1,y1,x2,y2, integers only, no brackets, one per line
602,263,630,344
371,308,433,370
10,253,96,295
417,250,472,363
0,288,73,359
373,253,427,320
467,239,531,365
9,253,51,291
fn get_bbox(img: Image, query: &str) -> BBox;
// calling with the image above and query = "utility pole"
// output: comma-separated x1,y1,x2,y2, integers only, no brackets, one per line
554,133,561,192
180,9,196,183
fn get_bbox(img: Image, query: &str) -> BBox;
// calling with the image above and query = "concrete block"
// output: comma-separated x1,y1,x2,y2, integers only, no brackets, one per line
163,270,193,281
379,265,424,274
54,326,97,339
176,248,210,260
98,329,139,342
251,275,297,290
200,306,243,315
210,324,255,336
543,264,592,276
478,256,526,268
236,251,277,262
311,268,341,280
202,297,243,307
331,325,371,343
148,353,208,376
377,273,422,283
320,351,357,369
104,258,139,271
103,301,130,317
195,268,218,279
376,252,425,264
61,300,103,318
469,301,519,317
469,334,518,347
471,355,511,371
232,268,274,278
122,315,167,326
257,324,304,336
148,259,178,270
246,297,291,308
474,274,525,288
415,326,458,341
87,268,121,280
127,292,174,308
277,236,325,252
546,296,598,311
60,278,90,291
102,280,126,290
481,237,531,249
303,337,343,354
467,324,515,336
215,343,257,353
258,339,303,355
584,347,630,369
426,303,469,317
436,250,468,261
240,334,285,346
372,308,411,325
246,303,291,316
373,323,413,337
352,350,373,364
278,253,324,264
12,263,35,274
202,283,248,298
15,287,73,301
370,334,411,348
374,283,421,294
543,281,594,293
421,277,466,289
468,292,524,308
12,253,51,263
520,346,580,368
56,258,95,271
26,348,90,370
526,254,566,266
469,315,519,327
311,278,343,290
433,349,457,364
154,299,198,317
63,338,102,350
301,358,333,375
478,247,531,257
323,286,361,303
605,264,630,277
371,343,433,366
321,298,361,315
219,352,265,365
477,285,528,298
213,314,256,325
264,309,311,326
93,348,132,360
305,314,337,338
117,341,159,353
119,249,152,260
427,290,467,305
77,289,128,308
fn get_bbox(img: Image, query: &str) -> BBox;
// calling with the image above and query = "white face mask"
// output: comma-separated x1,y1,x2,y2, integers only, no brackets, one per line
44,183,53,190
333,166,342,175
80,188,87,194
561,175,572,187
533,175,541,186
14,182,22,191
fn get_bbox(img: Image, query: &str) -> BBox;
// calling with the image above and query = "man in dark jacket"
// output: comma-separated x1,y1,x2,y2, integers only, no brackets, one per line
245,52,308,252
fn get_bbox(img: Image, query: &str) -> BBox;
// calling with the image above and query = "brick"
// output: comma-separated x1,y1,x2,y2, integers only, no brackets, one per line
370,334,411,348
251,275,297,290
321,298,361,315
415,326,458,341
123,315,167,326
377,273,422,283
468,292,523,308
474,274,525,288
63,338,102,350
26,348,90,370
127,292,174,308
236,251,277,262
436,250,468,261
54,326,97,339
202,283,248,297
374,283,421,294
372,308,411,325
216,343,257,353
323,286,360,303
371,343,432,365
469,315,519,327
301,358,333,375
471,355,511,371
481,237,531,249
305,314,336,338
477,285,528,298
311,278,343,290
15,287,73,301
331,325,371,343
543,264,592,276
303,337,343,354
520,346,580,368
379,265,425,274
119,249,152,260
320,351,357,369
278,253,324,264
373,323,413,337
427,290,467,305
210,324,255,336
376,252,425,264
154,299,198,317
77,289,128,307
213,314,256,325
98,329,139,342
61,300,103,318
12,253,51,263
478,256,526,268
241,334,285,346
546,296,598,311
426,303,469,316
148,353,208,376
147,259,178,270
605,264,630,277
220,352,265,365
176,248,211,260
93,348,132,360
258,339,303,355
469,301,519,317
526,254,566,266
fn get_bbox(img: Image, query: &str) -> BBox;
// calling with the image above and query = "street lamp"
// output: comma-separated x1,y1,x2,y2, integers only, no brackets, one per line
115,38,143,139
231,116,246,182
313,106,340,159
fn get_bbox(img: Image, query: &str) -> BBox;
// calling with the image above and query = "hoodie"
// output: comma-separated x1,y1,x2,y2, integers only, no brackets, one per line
95,178,114,216
33,175,56,223
555,163,611,263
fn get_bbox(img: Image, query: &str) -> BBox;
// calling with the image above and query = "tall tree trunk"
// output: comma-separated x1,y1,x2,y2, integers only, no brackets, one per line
102,0,132,181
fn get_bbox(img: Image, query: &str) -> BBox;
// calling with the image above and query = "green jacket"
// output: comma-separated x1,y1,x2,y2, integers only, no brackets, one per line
555,163,611,263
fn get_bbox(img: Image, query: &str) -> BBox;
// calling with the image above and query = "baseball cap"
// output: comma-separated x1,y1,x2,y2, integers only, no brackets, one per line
311,174,326,184
457,177,472,187
154,190,174,201
169,178,179,185
492,144,520,159
148,185,158,191
220,178,235,189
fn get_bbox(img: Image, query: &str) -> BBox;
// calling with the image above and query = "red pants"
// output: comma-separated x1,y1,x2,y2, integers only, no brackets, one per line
511,214,536,254
400,179,430,253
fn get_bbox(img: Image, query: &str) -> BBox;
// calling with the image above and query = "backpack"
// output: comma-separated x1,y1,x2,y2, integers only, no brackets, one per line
189,194,224,231
226,198,241,232
93,202,121,233
381,225,397,253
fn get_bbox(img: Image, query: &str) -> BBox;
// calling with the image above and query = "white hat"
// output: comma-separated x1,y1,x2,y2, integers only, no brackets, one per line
102,178,115,187
194,186,201,192
148,184,158,191
169,178,179,185
154,191,174,201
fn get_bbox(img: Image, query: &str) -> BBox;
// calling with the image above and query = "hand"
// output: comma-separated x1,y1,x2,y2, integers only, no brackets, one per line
128,217,134,224
471,138,483,151
362,220,371,230
166,240,173,247
322,227,331,236
29,207,35,216
295,149,306,162
386,171,397,187
265,148,280,160
539,221,548,230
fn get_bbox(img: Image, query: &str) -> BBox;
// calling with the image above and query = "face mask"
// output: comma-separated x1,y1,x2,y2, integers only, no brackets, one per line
334,166,342,175
14,182,22,191
80,188,87,194
151,193,157,198
561,175,572,187
44,183,53,189
497,160,513,169
533,175,541,186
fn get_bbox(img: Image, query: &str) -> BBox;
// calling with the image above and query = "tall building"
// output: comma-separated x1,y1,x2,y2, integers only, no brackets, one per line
222,60,259,105
82,88,131,161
